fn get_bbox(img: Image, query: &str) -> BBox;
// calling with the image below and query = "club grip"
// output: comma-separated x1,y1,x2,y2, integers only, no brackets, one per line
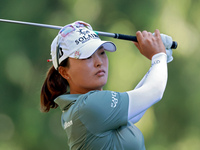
114,33,178,49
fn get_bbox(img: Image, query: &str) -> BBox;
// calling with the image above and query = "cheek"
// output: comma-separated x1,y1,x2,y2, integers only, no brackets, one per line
105,58,109,71
68,64,91,82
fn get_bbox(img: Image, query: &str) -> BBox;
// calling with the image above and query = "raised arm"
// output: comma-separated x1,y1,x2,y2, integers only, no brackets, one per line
127,29,168,121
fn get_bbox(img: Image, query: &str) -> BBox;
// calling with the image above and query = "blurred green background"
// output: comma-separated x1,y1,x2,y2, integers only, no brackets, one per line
0,0,200,149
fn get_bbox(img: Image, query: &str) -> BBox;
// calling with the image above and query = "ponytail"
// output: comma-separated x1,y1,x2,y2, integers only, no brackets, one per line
40,59,69,112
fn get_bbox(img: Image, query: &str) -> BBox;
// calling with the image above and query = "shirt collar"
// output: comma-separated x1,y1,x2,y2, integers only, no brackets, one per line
54,90,98,111
54,94,81,111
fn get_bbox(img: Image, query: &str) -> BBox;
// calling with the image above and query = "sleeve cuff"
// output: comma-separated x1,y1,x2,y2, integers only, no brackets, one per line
152,52,167,63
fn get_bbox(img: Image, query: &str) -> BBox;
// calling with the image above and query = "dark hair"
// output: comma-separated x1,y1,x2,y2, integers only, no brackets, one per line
40,59,69,112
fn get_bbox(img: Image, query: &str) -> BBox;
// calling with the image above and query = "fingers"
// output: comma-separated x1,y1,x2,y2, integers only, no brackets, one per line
134,29,166,60
142,30,152,37
133,41,141,50
136,31,143,43
136,30,155,43
136,29,163,45
135,30,154,54
136,30,150,39
154,29,160,38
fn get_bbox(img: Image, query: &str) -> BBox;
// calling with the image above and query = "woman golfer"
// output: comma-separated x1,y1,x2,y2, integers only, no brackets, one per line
40,21,170,150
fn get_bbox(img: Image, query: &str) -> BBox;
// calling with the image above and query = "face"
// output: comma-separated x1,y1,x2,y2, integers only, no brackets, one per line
61,47,109,94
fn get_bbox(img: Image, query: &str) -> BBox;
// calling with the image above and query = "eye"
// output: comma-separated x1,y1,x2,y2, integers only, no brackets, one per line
101,51,105,55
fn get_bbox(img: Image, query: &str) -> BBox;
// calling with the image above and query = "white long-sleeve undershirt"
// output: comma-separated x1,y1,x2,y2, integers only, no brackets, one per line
127,52,168,123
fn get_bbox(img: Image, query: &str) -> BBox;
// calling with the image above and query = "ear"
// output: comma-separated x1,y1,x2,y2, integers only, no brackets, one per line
58,66,69,80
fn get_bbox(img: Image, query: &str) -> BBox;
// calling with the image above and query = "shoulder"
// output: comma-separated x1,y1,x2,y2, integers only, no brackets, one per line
80,90,128,102
77,91,130,133
78,90,129,113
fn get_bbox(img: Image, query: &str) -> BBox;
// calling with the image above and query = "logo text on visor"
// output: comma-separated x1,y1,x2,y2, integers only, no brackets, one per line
75,29,99,45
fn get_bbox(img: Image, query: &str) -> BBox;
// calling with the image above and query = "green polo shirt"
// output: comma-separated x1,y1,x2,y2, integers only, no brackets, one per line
55,90,145,150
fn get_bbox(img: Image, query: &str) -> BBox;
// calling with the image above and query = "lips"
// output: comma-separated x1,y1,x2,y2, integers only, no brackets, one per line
95,69,106,76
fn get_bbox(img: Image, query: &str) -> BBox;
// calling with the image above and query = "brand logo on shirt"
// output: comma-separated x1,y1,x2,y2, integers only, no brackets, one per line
63,120,73,129
111,91,118,108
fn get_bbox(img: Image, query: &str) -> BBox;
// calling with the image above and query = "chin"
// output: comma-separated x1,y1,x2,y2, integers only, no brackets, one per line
99,78,107,86
88,77,107,90
93,81,107,90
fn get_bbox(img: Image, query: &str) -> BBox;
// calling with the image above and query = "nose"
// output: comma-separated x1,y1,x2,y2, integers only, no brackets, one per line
93,53,103,67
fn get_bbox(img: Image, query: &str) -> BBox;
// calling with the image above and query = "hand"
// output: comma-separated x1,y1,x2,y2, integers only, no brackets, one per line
134,29,166,60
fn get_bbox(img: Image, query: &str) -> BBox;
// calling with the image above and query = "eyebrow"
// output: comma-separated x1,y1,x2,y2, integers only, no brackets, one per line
98,46,104,50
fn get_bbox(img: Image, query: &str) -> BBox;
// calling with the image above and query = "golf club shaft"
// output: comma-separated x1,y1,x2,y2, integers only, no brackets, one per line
0,19,62,30
0,19,177,49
